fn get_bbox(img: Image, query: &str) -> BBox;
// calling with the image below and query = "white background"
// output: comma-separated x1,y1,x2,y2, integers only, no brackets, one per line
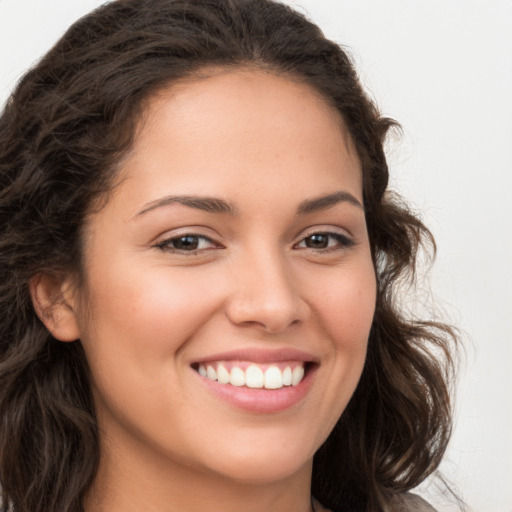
0,1,510,511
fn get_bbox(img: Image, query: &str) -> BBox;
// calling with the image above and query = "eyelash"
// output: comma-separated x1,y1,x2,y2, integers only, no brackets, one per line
155,234,219,253
294,232,355,252
154,230,354,255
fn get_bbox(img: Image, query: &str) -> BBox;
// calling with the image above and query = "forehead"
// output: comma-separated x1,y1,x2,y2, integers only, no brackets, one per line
139,67,355,153
113,68,362,216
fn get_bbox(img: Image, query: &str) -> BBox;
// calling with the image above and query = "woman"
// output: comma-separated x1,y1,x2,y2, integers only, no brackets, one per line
0,0,458,511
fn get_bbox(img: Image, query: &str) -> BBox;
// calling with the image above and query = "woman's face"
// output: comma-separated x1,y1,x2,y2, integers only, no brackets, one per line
73,69,376,484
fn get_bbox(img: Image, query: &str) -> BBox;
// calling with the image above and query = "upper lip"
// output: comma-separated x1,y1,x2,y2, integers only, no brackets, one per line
192,348,318,365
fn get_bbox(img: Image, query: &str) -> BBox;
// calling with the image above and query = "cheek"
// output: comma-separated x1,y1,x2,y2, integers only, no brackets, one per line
74,262,228,438
77,261,226,365
298,261,375,444
312,263,376,352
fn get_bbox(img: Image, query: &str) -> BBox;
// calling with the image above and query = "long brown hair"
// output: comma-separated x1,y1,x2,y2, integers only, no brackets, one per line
0,1,458,511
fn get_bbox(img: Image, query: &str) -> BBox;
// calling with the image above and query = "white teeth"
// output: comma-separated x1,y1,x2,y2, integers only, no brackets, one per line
291,366,305,386
217,364,230,384
197,362,306,389
282,366,292,386
230,367,245,387
206,365,217,381
245,365,264,388
264,366,282,389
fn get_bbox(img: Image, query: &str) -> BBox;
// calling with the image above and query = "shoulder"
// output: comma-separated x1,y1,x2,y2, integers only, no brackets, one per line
388,492,438,512
313,492,437,512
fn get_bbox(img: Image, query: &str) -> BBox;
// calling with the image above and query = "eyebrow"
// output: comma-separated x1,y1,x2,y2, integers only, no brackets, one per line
135,195,238,218
134,190,362,219
297,191,363,214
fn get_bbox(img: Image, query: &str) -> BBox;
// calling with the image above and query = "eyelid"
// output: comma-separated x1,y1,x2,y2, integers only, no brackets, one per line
151,225,355,253
295,225,353,241
153,228,223,253
151,225,218,243
293,227,355,251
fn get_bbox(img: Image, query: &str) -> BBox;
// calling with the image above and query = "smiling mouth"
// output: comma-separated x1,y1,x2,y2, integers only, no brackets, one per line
192,361,312,390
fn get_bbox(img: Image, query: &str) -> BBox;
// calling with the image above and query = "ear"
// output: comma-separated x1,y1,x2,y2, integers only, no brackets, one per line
29,273,81,342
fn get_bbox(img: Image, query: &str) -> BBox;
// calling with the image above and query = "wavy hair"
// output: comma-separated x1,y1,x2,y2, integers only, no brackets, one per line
0,1,457,511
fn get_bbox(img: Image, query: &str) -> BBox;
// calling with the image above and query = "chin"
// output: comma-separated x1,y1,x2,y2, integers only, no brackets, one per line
200,439,315,485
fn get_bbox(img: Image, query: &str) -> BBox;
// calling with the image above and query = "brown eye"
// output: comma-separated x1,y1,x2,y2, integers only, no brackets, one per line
304,233,329,249
172,235,201,250
296,232,354,251
156,234,218,253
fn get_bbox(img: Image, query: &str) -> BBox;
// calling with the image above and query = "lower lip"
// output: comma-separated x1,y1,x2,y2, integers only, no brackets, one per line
195,366,316,413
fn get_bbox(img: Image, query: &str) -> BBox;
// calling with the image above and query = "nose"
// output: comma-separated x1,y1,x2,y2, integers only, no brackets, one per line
225,250,310,333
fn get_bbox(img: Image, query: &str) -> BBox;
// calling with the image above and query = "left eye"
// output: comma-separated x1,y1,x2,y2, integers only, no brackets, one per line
157,234,216,252
295,232,353,250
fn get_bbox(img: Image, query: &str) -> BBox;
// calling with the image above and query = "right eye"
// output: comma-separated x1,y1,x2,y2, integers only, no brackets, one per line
155,234,218,253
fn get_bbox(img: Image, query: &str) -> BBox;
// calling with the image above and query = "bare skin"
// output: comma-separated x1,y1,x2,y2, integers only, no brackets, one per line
35,68,375,512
